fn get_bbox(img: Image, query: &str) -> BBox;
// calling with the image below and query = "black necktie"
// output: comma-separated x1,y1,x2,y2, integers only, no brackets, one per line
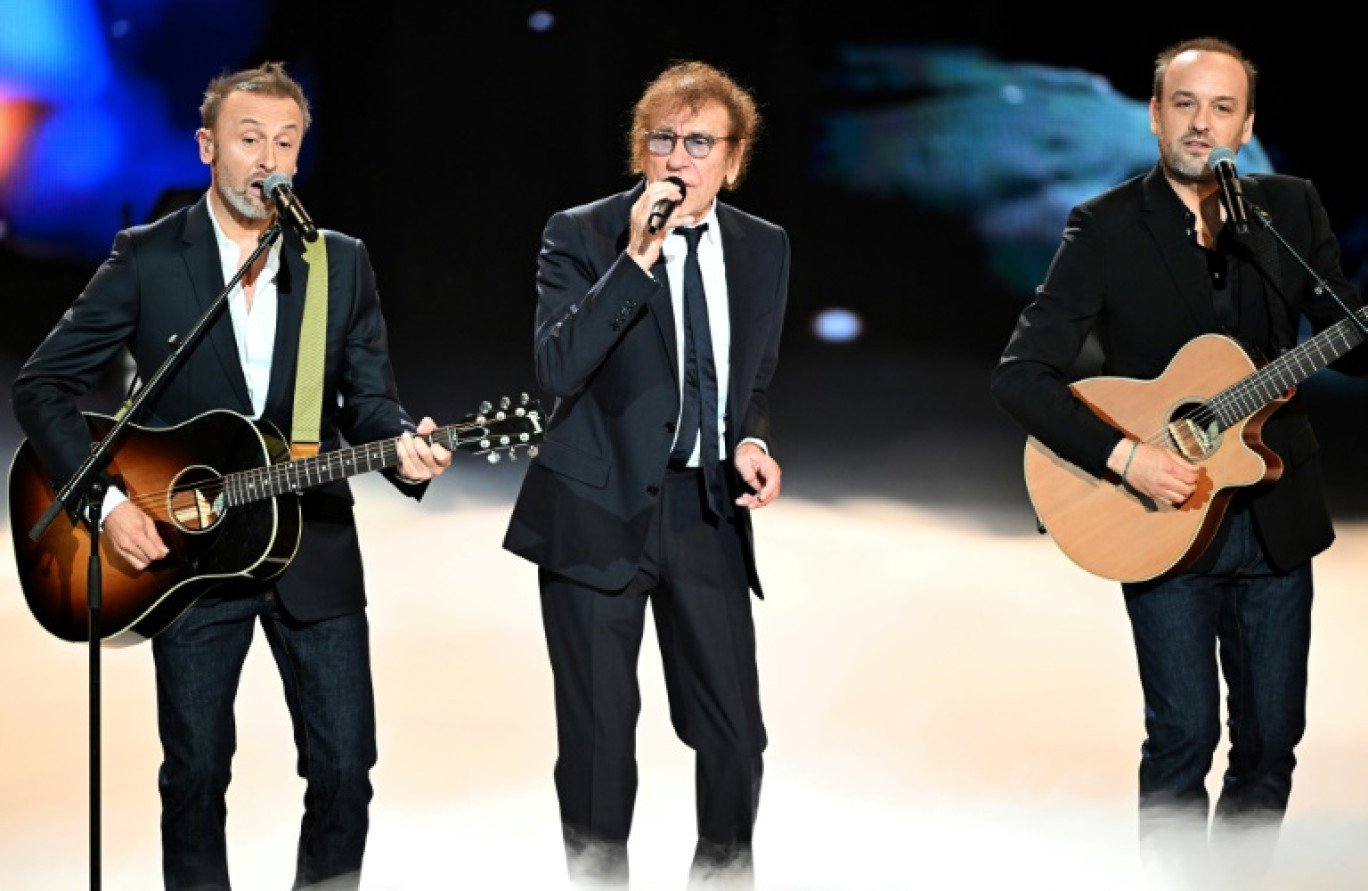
668,224,725,516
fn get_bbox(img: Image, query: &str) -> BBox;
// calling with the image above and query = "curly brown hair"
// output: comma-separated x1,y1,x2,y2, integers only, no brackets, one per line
627,60,762,190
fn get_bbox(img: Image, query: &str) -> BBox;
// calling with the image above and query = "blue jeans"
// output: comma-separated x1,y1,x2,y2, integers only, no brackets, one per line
1122,508,1312,887
152,591,376,890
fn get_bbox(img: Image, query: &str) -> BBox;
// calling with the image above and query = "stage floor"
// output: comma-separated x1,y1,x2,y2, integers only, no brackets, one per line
3,463,1367,889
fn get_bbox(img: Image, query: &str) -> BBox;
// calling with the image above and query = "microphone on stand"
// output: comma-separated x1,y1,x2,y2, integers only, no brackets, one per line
1207,146,1249,235
263,172,318,242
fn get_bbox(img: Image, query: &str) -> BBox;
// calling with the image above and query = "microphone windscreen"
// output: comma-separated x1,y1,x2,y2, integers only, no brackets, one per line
263,172,293,196
1207,146,1238,169
664,175,687,198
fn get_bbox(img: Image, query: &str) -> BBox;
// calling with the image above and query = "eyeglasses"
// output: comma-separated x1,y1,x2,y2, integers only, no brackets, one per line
644,129,736,159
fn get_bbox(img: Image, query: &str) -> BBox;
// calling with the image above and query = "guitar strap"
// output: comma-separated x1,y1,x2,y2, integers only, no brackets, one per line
291,234,329,460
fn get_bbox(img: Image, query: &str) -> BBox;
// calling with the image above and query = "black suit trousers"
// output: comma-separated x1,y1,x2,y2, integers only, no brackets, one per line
539,469,766,851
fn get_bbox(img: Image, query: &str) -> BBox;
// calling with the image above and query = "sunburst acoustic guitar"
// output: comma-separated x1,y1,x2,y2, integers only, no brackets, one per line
9,395,543,647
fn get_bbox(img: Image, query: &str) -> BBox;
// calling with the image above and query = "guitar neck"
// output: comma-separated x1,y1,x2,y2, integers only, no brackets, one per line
1211,305,1368,428
221,421,488,506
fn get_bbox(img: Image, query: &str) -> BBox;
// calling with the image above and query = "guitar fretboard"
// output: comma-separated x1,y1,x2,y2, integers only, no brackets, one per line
220,419,524,507
1208,305,1368,429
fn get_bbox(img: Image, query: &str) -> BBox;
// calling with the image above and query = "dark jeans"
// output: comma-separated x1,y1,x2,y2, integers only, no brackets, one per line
152,591,376,890
1122,508,1312,888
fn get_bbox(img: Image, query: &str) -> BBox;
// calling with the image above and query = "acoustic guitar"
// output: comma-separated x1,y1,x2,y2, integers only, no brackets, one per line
9,395,543,646
1024,308,1368,583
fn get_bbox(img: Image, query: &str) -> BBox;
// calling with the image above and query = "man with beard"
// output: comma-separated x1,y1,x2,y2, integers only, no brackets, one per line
11,61,450,889
991,37,1368,889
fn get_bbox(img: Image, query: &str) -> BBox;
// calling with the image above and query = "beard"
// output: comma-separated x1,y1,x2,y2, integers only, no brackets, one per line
213,162,270,223
1157,135,1210,185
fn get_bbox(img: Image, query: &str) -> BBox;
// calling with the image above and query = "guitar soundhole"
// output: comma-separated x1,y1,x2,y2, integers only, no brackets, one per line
1167,403,1220,462
167,465,228,533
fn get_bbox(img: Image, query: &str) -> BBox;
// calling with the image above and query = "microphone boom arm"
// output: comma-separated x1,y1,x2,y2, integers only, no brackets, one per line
1247,199,1368,337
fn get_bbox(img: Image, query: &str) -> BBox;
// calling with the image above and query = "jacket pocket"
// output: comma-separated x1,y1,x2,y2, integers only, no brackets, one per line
534,438,610,488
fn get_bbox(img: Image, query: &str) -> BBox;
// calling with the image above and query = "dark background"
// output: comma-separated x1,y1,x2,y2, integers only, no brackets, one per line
4,2,1368,527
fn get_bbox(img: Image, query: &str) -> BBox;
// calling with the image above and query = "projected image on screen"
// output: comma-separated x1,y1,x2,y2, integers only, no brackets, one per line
812,45,1276,299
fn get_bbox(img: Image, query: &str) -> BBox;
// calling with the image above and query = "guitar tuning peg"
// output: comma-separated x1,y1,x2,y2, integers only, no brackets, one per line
486,451,502,464
499,395,512,410
479,400,493,414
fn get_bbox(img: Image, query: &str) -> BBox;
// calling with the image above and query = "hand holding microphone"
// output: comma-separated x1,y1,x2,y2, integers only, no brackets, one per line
1207,146,1249,235
647,176,687,234
263,172,318,242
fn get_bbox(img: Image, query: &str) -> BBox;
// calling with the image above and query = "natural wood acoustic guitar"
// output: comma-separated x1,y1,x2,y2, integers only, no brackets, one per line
1025,311,1367,583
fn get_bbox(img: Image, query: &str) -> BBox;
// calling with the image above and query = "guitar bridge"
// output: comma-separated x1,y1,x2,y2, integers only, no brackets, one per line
1166,417,1219,462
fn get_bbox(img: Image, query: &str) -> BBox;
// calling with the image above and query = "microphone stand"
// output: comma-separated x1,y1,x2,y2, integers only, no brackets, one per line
1247,200,1368,338
27,220,285,890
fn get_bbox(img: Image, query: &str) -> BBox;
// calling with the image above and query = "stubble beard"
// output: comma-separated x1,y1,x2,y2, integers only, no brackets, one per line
214,163,270,225
1159,135,1211,186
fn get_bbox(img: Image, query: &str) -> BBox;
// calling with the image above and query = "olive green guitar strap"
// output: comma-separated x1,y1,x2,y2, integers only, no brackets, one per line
291,235,329,459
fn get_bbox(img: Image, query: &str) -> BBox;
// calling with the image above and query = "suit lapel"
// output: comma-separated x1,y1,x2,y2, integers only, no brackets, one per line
651,257,682,379
718,204,755,408
1237,178,1294,352
180,199,254,412
264,235,310,428
1139,169,1220,332
614,184,682,378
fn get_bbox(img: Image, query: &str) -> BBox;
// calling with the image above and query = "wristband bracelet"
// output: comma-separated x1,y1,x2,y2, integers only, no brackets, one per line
1121,441,1139,484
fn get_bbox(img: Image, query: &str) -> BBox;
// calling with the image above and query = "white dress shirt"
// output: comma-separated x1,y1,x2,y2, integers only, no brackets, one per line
100,196,282,520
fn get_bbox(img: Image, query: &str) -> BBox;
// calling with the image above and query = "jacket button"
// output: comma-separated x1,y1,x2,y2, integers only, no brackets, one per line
665,421,676,434
646,485,660,496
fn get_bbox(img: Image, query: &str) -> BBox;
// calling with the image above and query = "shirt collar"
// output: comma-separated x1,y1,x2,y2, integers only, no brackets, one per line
665,199,719,258
204,192,283,274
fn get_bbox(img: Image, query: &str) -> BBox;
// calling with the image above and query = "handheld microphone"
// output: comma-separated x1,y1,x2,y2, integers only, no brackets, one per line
646,176,687,234
1207,146,1249,235
263,172,318,242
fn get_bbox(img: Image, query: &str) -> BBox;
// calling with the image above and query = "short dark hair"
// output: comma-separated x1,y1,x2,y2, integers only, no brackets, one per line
627,60,762,189
200,61,312,133
1153,37,1258,112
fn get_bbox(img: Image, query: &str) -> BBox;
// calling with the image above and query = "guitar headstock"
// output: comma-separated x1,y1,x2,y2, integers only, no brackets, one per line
458,393,545,463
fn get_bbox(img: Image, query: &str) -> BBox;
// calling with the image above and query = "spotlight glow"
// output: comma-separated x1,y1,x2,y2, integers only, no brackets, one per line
812,307,864,343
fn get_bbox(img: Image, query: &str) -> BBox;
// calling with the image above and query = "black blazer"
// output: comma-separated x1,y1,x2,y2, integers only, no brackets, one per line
991,164,1368,573
11,195,426,622
502,182,790,594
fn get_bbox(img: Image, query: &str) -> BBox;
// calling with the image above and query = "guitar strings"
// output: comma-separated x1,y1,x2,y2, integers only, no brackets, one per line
119,478,229,512
1127,310,1367,457
100,418,515,519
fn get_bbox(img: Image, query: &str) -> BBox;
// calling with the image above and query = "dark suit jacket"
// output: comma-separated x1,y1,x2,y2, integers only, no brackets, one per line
11,195,426,622
502,181,790,594
991,164,1368,574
